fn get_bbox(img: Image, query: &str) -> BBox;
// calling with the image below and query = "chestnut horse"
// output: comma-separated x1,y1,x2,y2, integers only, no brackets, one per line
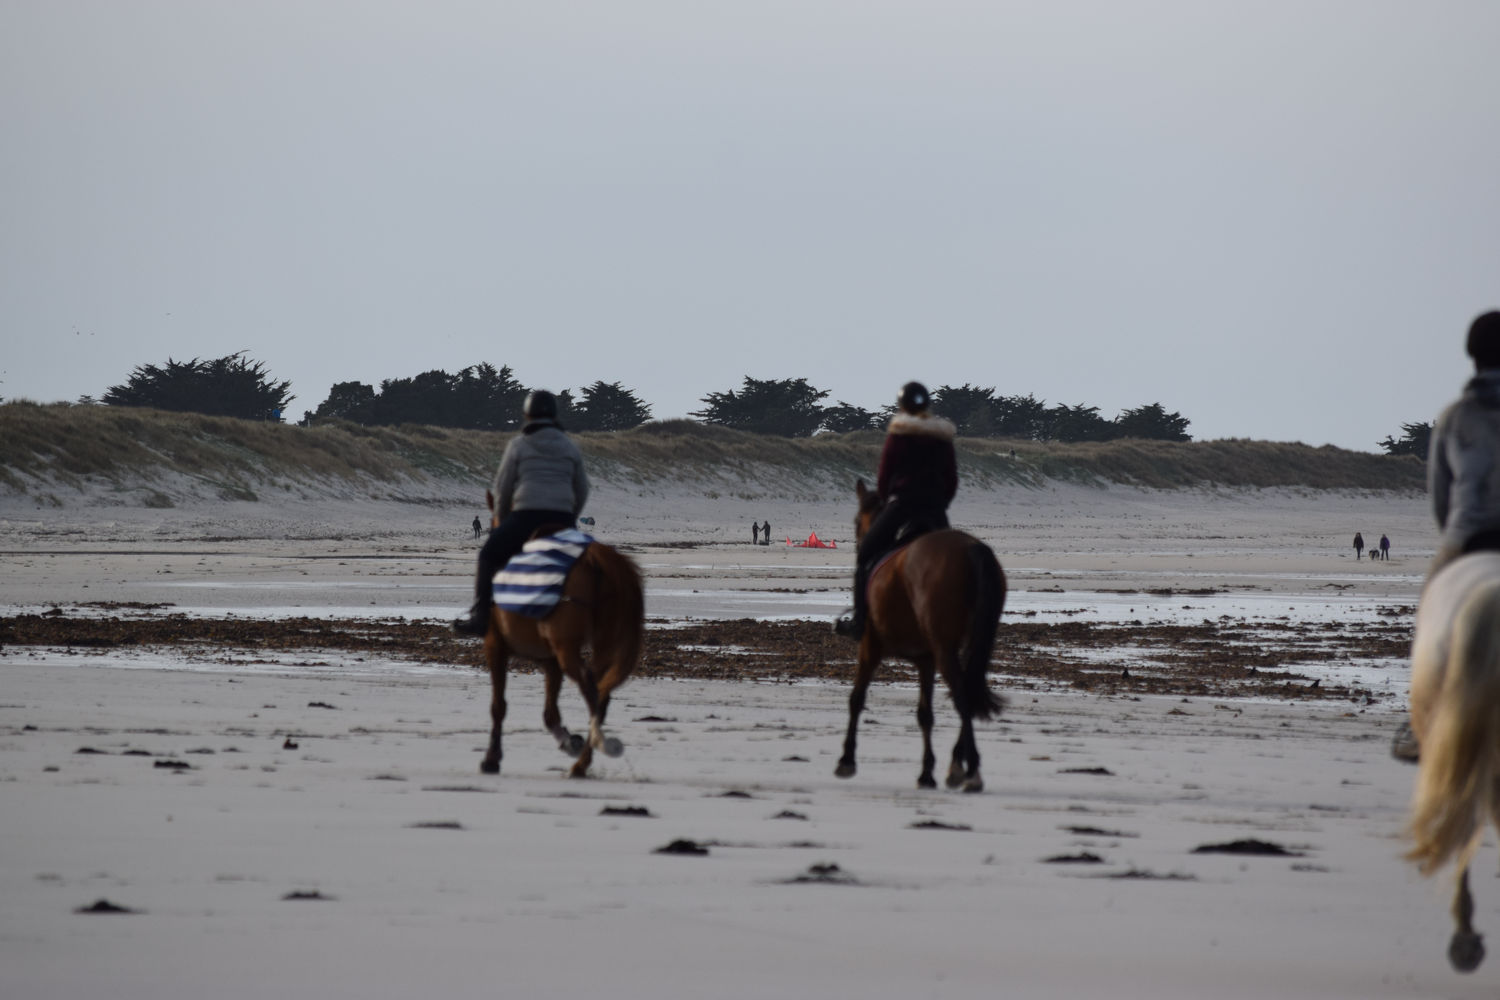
478,494,644,779
1406,551,1500,972
836,479,1006,791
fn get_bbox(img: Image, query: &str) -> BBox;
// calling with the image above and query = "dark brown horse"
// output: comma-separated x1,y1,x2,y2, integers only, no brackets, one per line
837,479,1006,791
478,494,645,779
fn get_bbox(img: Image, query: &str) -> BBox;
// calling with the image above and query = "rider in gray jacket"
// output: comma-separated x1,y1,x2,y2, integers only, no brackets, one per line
1429,311,1500,576
454,390,590,636
1393,311,1500,763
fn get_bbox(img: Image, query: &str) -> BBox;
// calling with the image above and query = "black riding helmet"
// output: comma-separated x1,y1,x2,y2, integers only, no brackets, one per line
1467,311,1500,370
523,389,558,422
897,381,931,415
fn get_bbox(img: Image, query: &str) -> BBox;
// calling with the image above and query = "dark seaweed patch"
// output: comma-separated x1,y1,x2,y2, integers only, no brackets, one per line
1192,839,1303,857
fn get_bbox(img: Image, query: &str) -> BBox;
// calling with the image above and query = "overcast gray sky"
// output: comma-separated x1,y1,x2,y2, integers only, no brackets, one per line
3,1,1496,450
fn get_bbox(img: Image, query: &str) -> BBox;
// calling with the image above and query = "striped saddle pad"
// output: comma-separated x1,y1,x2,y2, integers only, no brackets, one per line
492,529,594,617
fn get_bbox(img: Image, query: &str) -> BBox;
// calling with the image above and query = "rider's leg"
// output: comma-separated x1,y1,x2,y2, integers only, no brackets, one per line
454,511,572,635
837,503,905,639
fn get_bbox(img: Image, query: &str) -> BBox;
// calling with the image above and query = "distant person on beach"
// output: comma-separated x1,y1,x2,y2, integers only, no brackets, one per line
472,516,482,540
836,381,957,640
1353,532,1364,560
752,521,759,545
1427,310,1500,578
1379,534,1390,560
762,520,770,545
453,390,589,636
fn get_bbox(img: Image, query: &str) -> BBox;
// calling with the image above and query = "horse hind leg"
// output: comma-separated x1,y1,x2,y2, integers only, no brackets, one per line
936,651,983,792
541,661,585,758
557,646,604,778
1450,866,1486,972
588,654,629,759
948,716,983,794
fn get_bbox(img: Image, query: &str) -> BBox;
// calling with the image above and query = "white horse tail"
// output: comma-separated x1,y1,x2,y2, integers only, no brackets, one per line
1407,579,1500,876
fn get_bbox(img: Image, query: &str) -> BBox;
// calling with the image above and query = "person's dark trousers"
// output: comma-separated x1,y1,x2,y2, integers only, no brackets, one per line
455,508,576,634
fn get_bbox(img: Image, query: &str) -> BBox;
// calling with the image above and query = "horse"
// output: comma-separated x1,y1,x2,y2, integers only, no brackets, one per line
477,492,645,779
1405,551,1500,972
836,479,1006,792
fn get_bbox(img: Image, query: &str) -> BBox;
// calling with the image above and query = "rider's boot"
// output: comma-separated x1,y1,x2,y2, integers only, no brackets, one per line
833,607,864,640
453,600,492,636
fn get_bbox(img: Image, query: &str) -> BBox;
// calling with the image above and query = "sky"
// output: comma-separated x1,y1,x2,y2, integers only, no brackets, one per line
3,1,1497,451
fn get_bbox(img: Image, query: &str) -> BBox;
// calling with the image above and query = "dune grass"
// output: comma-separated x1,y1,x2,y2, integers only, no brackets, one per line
0,402,1426,507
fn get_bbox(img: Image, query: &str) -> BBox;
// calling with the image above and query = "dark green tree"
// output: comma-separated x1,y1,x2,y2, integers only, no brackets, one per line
454,364,528,431
373,369,459,427
1044,403,1116,442
569,381,652,431
691,377,830,437
1378,421,1432,458
993,393,1049,439
1113,402,1192,441
303,381,378,425
103,353,293,421
820,401,882,433
931,385,1000,436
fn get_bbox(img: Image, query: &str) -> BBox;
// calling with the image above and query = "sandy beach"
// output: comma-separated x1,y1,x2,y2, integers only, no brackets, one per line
4,479,1483,998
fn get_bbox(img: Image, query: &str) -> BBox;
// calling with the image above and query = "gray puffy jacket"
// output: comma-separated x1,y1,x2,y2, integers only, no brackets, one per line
491,422,590,519
1430,370,1500,550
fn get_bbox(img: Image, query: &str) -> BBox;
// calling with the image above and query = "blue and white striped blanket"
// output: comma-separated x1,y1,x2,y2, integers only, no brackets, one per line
491,529,594,617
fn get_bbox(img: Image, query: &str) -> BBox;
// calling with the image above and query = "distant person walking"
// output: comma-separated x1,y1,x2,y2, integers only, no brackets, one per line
762,520,771,545
1353,532,1365,561
752,521,759,545
1379,534,1391,560
472,516,483,540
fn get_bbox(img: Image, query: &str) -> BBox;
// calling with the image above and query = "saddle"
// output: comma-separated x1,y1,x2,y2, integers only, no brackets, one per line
492,529,595,617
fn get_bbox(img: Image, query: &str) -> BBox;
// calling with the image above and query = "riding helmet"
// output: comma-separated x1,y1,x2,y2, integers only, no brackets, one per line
897,381,931,415
1466,311,1500,369
523,389,558,421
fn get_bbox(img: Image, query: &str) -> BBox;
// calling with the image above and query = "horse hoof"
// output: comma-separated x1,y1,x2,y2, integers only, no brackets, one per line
568,764,591,779
563,733,586,758
834,762,856,779
479,759,499,775
602,736,624,758
962,775,984,794
944,771,964,790
918,775,938,790
1450,930,1485,973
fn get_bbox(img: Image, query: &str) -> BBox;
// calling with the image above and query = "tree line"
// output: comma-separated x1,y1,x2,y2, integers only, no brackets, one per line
90,352,1204,442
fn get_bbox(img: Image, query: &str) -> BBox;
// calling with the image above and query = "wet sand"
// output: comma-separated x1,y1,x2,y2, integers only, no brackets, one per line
5,482,1479,998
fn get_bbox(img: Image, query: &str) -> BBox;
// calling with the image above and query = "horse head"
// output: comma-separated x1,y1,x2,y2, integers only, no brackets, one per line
853,478,884,544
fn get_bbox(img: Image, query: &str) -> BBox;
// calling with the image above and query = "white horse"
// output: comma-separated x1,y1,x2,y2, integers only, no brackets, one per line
1407,552,1500,972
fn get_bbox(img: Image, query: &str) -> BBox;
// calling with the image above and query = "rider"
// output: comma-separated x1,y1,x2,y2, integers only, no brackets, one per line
1392,310,1500,762
453,390,590,636
1427,310,1500,579
834,381,957,640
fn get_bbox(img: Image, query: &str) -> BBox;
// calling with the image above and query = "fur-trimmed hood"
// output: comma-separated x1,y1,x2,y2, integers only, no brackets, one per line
886,412,956,441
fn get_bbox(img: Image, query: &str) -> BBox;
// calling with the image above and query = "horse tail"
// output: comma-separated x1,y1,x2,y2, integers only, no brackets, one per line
586,543,645,695
1407,579,1500,876
959,541,1006,721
